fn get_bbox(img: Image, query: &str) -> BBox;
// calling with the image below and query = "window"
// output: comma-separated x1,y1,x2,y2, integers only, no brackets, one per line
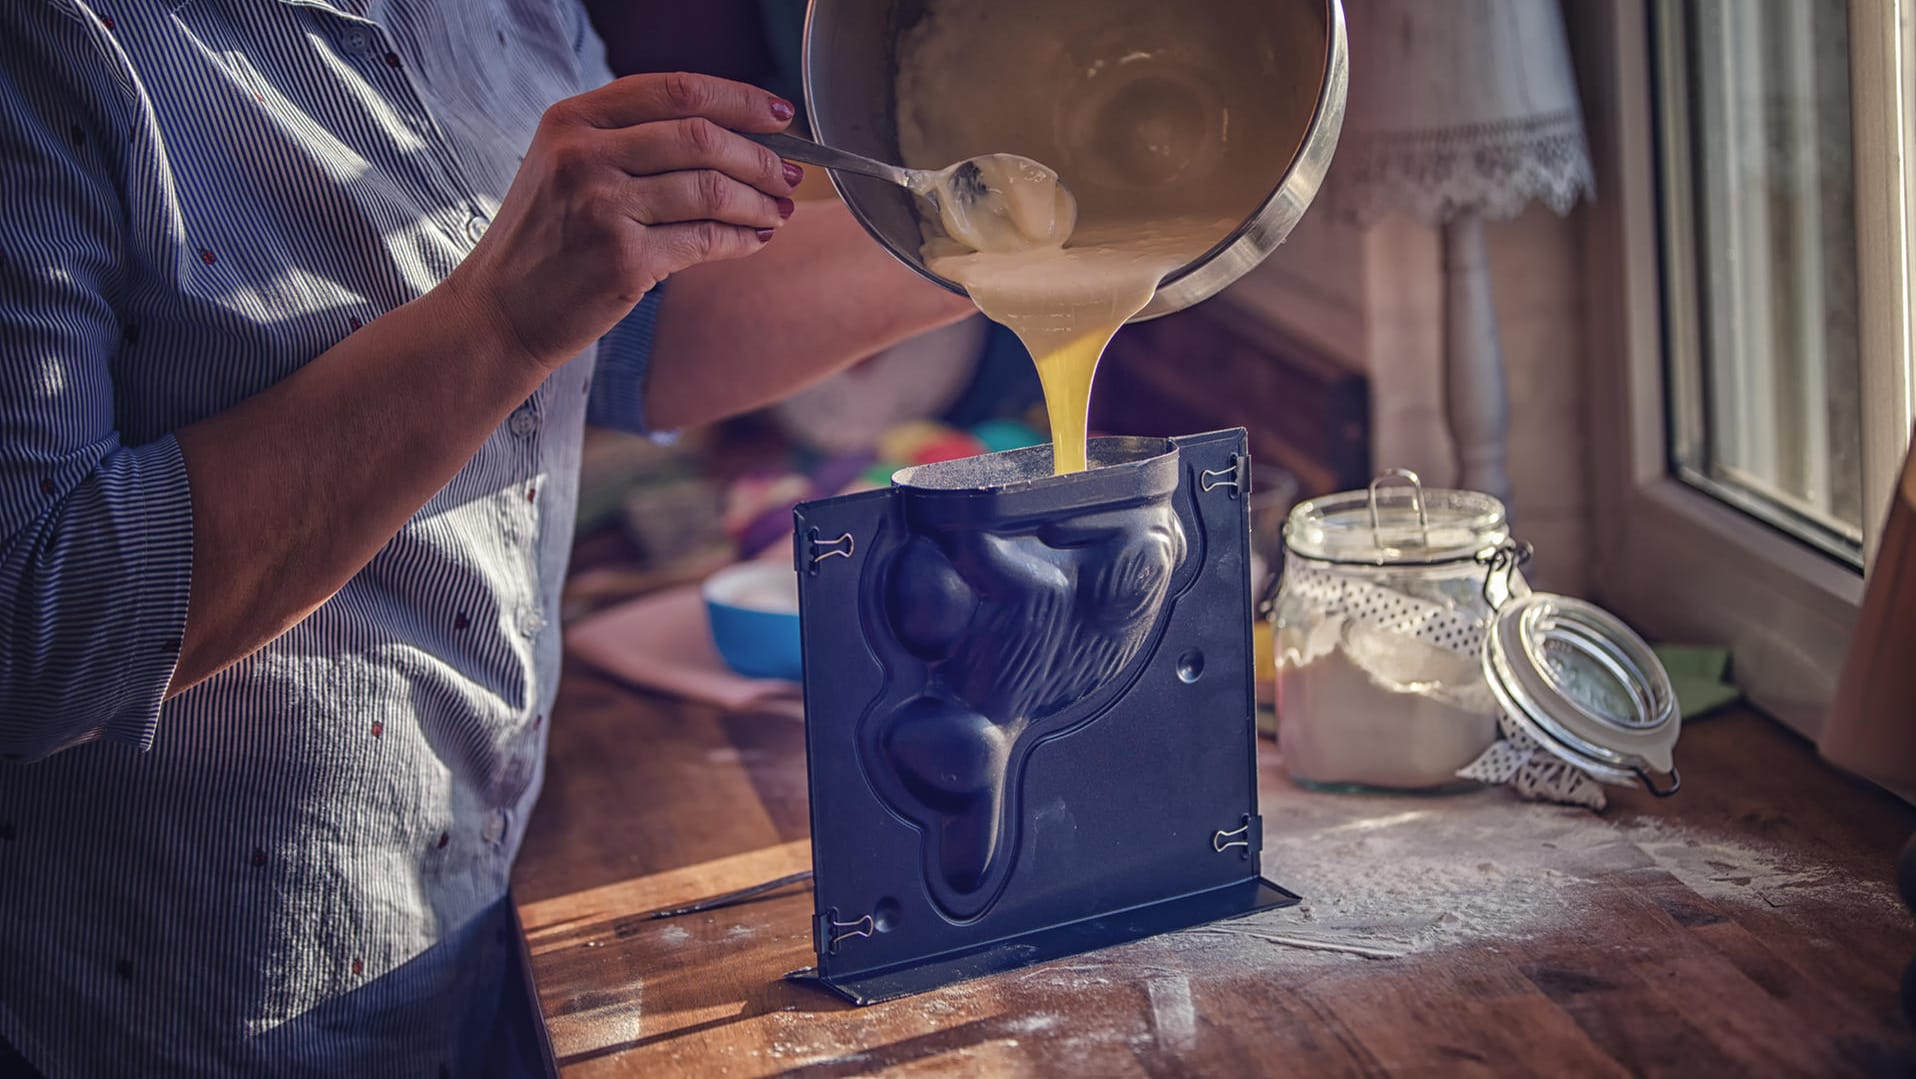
1656,0,1881,563
1653,0,1911,567
1573,0,1913,734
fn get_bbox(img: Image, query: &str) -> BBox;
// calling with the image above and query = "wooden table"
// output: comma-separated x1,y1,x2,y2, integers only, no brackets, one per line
513,663,1916,1076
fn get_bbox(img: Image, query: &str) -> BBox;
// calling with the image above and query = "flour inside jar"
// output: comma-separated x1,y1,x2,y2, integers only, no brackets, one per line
895,0,1316,474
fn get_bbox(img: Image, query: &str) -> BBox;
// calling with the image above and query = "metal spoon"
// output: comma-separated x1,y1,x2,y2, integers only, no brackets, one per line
743,131,1076,253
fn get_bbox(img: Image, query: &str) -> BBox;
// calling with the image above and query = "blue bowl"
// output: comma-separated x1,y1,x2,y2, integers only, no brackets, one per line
702,561,804,681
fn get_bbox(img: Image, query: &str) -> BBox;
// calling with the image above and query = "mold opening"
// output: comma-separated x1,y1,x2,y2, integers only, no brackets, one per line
894,435,1178,491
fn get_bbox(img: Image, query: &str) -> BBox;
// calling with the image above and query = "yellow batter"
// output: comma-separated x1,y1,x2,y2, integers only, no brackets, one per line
924,222,1231,473
895,0,1316,474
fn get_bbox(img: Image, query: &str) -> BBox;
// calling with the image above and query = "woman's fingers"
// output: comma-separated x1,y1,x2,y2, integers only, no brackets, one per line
610,117,800,197
644,220,775,280
572,71,795,133
629,168,792,231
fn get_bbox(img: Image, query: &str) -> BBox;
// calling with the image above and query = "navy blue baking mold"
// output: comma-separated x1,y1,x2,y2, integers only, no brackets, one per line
787,428,1296,1005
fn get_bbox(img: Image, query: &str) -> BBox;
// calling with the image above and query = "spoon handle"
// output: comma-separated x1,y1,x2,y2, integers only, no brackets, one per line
742,131,919,191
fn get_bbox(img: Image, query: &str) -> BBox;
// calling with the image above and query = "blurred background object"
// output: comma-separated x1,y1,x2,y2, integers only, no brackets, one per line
1823,433,1916,802
769,318,989,455
1336,0,1594,510
586,0,776,92
1095,310,1370,499
1248,469,1301,730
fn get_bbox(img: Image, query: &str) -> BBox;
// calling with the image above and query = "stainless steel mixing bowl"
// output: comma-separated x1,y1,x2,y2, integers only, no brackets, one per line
800,0,1348,321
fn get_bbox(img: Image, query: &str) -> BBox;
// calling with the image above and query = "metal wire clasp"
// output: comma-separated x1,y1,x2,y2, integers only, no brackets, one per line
1212,814,1259,858
1212,825,1250,853
1635,767,1682,798
1475,540,1534,611
1200,454,1248,496
826,912,873,950
808,529,855,566
1368,468,1431,548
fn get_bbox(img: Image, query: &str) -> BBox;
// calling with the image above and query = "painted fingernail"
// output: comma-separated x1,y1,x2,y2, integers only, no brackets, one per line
770,97,795,122
782,162,803,186
776,197,795,220
756,228,775,242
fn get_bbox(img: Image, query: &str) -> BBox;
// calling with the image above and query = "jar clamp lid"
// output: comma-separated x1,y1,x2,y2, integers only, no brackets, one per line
1477,543,1682,796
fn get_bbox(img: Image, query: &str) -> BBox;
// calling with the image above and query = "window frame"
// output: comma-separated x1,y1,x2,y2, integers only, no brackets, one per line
1570,0,1914,738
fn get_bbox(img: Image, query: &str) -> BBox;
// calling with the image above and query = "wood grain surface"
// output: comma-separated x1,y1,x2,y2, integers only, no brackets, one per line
514,662,1916,1076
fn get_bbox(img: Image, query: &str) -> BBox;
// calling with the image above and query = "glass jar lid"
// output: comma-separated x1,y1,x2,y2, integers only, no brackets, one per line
1478,549,1682,795
1285,469,1508,565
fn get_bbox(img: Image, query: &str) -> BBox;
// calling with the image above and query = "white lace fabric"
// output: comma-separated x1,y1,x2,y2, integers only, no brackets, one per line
1331,111,1597,226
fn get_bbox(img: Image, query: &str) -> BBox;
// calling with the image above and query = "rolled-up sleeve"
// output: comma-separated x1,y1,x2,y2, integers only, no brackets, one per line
0,24,193,762
586,286,670,435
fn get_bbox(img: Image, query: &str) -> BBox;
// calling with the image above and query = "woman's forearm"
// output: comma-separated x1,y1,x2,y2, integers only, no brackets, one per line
642,200,978,431
168,282,545,696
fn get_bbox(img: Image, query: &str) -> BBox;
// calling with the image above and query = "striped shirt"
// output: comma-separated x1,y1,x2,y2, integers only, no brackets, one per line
0,0,663,1072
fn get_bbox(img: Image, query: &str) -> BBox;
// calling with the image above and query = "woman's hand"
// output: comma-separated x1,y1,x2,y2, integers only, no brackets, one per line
452,72,802,371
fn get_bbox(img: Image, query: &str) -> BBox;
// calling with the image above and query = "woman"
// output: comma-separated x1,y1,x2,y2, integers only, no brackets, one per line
0,0,969,1072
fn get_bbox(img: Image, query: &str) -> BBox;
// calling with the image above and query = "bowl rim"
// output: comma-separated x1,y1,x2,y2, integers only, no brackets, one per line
701,560,802,616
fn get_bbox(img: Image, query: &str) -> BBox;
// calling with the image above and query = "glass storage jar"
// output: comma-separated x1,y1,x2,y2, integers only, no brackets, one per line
1273,471,1521,792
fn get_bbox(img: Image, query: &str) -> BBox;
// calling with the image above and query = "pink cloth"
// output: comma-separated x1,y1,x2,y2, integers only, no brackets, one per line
565,585,803,717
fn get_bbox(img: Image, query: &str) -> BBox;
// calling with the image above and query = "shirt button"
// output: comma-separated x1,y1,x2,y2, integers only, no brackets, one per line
482,809,509,845
515,606,546,638
339,26,375,55
501,756,534,798
508,406,537,438
465,213,490,245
